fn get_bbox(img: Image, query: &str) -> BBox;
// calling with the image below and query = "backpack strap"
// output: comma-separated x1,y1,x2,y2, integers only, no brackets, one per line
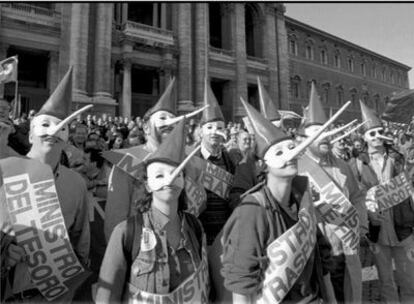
124,212,143,266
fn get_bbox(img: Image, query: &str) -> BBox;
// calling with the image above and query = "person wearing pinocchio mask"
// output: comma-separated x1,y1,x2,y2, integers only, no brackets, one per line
221,97,338,304
196,78,236,245
295,82,367,304
104,78,206,241
353,100,414,303
96,119,209,303
0,67,92,302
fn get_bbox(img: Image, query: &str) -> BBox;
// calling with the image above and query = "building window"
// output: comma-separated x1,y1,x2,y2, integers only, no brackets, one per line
361,62,366,76
320,49,328,65
289,39,298,56
381,67,386,81
291,76,301,99
390,71,394,84
245,3,263,58
373,94,380,112
321,83,330,104
336,86,344,105
396,72,401,86
306,45,314,60
334,53,341,68
372,64,377,78
349,88,357,106
347,57,354,72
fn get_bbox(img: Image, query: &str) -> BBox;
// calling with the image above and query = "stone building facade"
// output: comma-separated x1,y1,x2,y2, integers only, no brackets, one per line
0,3,410,121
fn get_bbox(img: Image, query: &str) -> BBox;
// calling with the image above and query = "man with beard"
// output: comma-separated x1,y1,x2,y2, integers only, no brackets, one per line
353,101,414,303
196,79,235,245
104,78,179,241
0,68,90,302
296,83,367,304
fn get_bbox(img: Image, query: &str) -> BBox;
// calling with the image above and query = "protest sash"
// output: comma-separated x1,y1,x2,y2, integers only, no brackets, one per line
103,147,207,217
257,186,317,304
298,154,360,254
366,171,414,211
191,155,234,200
0,157,87,301
128,235,210,304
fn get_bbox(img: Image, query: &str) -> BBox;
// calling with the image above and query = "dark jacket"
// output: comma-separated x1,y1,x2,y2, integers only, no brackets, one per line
221,176,332,302
350,146,414,242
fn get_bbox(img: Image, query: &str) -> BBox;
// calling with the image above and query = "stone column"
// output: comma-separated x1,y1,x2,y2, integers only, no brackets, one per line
194,3,208,107
264,4,279,106
153,3,159,27
69,3,90,103
48,51,59,92
0,43,8,98
93,3,115,105
160,3,167,29
233,4,248,119
122,3,128,24
121,60,132,118
177,3,193,111
274,4,289,110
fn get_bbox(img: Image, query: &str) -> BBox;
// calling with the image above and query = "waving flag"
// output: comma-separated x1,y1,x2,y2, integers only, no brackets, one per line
0,56,18,83
382,89,414,124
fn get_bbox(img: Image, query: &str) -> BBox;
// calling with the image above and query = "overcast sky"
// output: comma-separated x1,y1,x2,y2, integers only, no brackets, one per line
284,3,414,89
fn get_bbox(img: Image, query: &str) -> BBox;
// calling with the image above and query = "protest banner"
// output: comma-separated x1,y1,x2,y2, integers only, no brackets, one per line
191,155,234,200
299,154,360,254
103,147,207,217
366,171,414,212
257,187,317,304
0,157,87,301
128,237,210,304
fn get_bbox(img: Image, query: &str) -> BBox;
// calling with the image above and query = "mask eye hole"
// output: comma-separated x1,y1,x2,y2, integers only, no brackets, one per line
275,150,283,156
378,129,384,135
369,131,376,137
288,144,295,150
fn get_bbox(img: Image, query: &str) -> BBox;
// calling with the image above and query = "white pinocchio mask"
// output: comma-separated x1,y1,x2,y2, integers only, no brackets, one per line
265,100,352,168
146,145,201,192
31,104,93,142
31,114,69,142
365,127,393,142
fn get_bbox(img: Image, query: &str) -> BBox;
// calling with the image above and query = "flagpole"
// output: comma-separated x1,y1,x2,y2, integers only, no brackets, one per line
14,56,19,118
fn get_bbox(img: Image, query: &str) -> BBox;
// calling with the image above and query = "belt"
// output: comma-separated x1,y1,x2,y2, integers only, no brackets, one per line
10,289,40,301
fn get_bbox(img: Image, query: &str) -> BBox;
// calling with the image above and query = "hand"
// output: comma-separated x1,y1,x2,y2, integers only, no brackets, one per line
5,244,27,268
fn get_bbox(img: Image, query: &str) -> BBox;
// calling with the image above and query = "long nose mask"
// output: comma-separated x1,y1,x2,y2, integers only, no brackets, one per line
317,119,357,142
269,100,351,168
47,104,94,138
149,145,201,191
366,128,394,142
330,121,368,145
161,105,209,126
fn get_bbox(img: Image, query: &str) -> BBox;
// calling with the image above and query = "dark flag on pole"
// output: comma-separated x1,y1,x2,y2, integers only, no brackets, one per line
382,89,414,124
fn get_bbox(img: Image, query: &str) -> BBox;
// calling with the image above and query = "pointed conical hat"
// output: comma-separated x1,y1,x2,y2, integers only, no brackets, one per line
303,82,327,127
241,97,290,158
201,78,225,124
37,67,73,120
145,77,177,117
359,100,382,132
145,118,187,166
257,77,281,121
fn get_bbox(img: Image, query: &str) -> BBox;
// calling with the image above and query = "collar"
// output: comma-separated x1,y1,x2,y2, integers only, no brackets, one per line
201,143,222,160
367,146,386,157
150,206,171,230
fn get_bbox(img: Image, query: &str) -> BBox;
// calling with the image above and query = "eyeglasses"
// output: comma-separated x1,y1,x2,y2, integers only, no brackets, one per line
369,129,384,137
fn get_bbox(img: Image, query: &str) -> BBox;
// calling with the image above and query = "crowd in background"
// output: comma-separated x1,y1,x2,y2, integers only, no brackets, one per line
6,109,414,200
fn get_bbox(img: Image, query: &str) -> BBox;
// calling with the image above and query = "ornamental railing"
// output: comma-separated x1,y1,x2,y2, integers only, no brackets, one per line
121,20,175,46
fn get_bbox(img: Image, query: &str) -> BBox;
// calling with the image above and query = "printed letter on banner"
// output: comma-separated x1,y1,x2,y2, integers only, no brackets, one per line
257,189,317,304
298,154,360,254
129,236,210,304
0,158,86,301
203,162,234,199
366,172,414,212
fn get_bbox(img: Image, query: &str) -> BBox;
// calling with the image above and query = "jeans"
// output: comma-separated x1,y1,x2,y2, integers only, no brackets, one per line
370,234,414,303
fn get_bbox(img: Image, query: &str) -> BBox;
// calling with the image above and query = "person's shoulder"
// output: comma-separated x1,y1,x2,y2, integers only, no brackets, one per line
59,165,87,188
